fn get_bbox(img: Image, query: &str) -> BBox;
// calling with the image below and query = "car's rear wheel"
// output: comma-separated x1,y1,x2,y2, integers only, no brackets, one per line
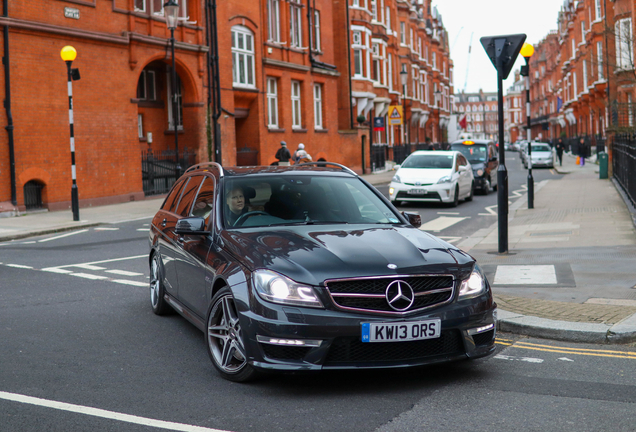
150,252,174,315
206,287,258,382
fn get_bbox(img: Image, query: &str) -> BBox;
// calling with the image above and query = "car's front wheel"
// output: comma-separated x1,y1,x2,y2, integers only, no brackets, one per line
450,185,459,207
206,287,258,382
466,182,474,202
150,252,174,316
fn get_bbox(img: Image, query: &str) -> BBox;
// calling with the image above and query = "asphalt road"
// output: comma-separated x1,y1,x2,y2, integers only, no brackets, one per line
1,153,635,431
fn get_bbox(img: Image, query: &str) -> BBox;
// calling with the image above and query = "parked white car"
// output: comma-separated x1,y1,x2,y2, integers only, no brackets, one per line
389,151,474,207
523,142,554,168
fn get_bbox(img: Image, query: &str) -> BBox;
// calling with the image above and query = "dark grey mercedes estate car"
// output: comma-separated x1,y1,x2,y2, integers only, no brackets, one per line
149,162,497,382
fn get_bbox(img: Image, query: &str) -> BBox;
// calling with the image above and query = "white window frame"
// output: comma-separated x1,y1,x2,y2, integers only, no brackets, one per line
385,6,391,32
582,59,588,89
134,0,146,13
267,77,278,128
400,22,405,45
370,0,377,21
595,0,602,21
152,0,187,18
615,18,634,70
290,3,303,48
138,114,144,138
291,80,302,129
313,83,323,129
267,0,281,43
231,26,256,88
311,9,321,51
597,41,604,80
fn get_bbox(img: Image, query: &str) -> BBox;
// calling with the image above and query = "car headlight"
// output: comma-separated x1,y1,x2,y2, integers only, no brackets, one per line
437,175,452,184
458,265,487,299
392,175,402,184
476,169,484,177
253,270,323,308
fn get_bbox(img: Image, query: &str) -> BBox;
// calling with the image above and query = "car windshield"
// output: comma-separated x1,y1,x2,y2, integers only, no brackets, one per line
450,144,488,163
531,144,551,152
401,154,454,169
222,175,401,228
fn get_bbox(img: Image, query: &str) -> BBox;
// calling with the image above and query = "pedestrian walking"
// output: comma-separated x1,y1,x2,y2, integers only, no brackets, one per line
579,137,586,166
555,138,565,166
293,143,312,164
275,141,292,166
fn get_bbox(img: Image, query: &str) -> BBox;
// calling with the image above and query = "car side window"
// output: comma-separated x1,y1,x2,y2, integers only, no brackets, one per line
458,154,468,166
162,179,186,213
191,177,216,225
175,176,204,217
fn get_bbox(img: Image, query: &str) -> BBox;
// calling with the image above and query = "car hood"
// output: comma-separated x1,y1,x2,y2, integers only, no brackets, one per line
221,225,474,286
395,167,451,184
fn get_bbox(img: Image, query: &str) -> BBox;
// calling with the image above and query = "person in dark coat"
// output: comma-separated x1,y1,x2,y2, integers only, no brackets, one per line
275,141,292,166
555,138,565,166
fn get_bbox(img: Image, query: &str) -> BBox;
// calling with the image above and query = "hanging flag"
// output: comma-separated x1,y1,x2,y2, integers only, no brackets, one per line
459,115,467,129
557,97,563,113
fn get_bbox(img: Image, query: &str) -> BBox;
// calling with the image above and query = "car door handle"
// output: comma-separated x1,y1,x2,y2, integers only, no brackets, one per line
162,218,167,227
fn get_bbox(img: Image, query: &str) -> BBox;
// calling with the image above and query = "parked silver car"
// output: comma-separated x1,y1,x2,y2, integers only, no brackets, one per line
523,142,554,168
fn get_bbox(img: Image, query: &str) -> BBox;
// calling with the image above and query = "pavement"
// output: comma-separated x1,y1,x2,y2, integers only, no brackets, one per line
1,154,636,344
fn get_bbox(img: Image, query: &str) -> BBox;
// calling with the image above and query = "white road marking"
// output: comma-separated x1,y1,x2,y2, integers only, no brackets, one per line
437,236,462,244
111,279,148,287
53,255,147,269
19,241,37,244
74,264,107,271
419,216,468,232
38,229,89,243
436,212,460,215
70,273,108,280
42,268,73,274
478,205,498,216
494,354,544,363
0,390,230,432
494,265,557,285
136,228,150,232
5,264,33,269
94,227,119,231
558,357,575,362
106,269,144,277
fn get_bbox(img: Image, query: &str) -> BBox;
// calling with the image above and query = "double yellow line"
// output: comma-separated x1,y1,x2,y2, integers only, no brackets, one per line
496,338,636,360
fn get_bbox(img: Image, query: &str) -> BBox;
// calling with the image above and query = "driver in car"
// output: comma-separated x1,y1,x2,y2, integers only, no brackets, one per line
225,187,248,226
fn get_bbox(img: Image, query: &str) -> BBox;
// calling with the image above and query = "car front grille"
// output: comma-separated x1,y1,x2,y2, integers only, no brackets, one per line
324,330,464,365
325,275,454,315
472,329,495,346
396,191,441,199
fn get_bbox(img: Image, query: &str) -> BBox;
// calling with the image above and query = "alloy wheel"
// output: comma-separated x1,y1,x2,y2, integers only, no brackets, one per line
207,294,247,373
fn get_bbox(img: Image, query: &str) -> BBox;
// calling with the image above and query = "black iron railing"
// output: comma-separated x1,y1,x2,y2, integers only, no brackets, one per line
613,134,636,207
392,144,411,165
141,149,196,196
370,144,386,172
23,180,44,210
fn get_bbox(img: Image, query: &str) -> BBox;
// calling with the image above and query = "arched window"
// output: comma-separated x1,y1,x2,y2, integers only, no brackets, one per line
24,180,45,210
231,26,255,88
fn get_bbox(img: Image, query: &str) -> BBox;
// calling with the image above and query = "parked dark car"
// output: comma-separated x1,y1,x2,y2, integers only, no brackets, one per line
148,162,497,382
450,139,499,194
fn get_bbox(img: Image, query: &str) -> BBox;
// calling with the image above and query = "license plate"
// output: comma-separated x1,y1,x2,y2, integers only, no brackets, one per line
361,319,441,343
408,188,427,195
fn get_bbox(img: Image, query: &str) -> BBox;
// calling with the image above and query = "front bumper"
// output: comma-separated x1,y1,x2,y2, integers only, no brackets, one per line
530,159,554,168
389,181,456,203
240,291,497,372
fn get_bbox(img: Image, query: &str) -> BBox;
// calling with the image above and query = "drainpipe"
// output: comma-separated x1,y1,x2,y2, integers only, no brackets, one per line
210,0,222,164
345,0,353,129
204,0,212,161
2,0,16,206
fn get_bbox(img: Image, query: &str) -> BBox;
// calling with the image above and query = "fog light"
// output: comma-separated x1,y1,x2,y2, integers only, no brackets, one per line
389,187,395,195
257,335,322,347
467,323,495,335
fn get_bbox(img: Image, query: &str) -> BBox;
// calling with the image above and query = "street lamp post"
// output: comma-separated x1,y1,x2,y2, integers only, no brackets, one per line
400,70,408,150
61,46,81,221
164,0,181,180
520,42,534,209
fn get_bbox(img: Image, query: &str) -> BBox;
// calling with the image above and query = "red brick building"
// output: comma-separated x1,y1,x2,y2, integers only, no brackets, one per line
0,0,451,215
454,90,499,141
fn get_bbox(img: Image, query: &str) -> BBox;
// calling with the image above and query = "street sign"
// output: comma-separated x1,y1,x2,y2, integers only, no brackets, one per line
373,117,385,131
387,105,403,126
480,34,526,79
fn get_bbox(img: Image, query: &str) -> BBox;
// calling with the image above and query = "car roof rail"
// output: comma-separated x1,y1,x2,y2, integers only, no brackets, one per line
184,162,224,177
296,161,357,176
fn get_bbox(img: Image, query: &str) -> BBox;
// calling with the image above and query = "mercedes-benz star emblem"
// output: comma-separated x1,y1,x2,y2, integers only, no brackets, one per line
385,280,415,312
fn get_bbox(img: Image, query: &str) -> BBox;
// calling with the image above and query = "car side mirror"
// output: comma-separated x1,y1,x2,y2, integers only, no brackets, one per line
458,165,467,172
393,164,401,170
175,217,208,235
401,211,422,228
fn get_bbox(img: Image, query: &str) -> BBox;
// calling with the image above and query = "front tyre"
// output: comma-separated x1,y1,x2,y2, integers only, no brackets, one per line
150,252,174,315
206,287,258,382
